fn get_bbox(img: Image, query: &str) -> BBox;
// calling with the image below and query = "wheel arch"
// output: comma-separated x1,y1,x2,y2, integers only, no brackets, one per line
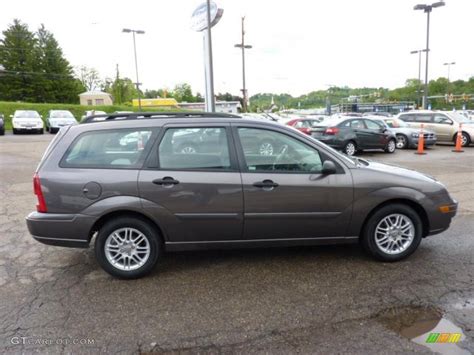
452,131,471,143
359,198,430,238
89,210,165,244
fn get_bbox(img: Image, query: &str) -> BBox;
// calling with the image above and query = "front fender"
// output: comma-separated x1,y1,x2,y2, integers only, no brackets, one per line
348,186,432,236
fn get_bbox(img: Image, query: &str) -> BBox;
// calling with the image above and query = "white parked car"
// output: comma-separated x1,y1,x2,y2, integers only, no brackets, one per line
11,110,44,134
45,110,78,134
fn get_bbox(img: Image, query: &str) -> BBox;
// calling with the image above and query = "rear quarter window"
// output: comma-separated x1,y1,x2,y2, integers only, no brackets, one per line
60,128,156,169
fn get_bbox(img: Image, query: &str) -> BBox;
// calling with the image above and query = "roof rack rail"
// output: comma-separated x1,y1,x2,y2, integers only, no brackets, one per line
81,111,241,124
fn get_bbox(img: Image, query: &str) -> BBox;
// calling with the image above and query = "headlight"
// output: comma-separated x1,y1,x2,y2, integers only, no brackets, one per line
411,133,419,138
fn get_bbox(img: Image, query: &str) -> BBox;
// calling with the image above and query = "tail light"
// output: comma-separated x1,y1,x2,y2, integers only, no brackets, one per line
300,128,311,135
33,173,47,213
325,127,340,135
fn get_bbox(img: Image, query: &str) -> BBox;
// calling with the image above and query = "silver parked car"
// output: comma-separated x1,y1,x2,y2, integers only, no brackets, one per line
45,110,78,133
26,112,457,278
371,117,437,149
397,110,474,147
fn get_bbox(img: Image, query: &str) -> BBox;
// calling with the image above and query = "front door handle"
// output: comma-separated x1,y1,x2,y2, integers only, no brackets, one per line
253,180,279,190
153,177,180,187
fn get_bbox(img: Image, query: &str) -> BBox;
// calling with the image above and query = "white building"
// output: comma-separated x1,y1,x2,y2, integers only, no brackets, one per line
79,91,113,106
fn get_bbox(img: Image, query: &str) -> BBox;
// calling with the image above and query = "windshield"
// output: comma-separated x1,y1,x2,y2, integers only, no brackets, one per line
51,111,74,118
15,111,40,118
448,112,472,123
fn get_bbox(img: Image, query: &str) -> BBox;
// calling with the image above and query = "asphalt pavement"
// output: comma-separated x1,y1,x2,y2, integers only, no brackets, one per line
0,132,473,354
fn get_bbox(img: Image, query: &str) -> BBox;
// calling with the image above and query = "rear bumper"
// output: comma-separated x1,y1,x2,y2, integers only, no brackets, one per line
26,212,95,248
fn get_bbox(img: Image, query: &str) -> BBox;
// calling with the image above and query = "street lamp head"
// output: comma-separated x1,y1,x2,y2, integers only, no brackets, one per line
410,50,419,54
414,4,428,10
136,30,145,35
431,1,445,8
244,45,252,49
122,28,132,33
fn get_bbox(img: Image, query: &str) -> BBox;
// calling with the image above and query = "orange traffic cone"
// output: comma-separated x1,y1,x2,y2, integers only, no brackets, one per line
452,123,464,153
415,124,426,155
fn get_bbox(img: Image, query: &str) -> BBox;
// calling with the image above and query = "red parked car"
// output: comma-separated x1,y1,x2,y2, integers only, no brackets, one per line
286,117,326,135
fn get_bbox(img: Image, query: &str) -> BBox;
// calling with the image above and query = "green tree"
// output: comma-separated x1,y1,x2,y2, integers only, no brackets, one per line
172,83,195,102
35,24,82,103
0,19,38,101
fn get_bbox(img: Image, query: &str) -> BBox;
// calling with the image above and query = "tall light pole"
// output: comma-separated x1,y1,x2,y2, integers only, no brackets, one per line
414,1,445,109
410,49,428,108
234,17,252,113
122,28,145,110
443,61,456,82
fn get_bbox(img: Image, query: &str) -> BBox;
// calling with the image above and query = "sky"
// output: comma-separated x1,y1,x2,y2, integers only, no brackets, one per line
1,0,473,97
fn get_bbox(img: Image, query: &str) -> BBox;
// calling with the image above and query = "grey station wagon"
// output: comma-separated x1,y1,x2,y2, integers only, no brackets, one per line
26,112,458,278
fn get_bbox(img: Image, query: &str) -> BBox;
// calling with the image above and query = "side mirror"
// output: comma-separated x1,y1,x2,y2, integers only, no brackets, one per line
322,160,337,175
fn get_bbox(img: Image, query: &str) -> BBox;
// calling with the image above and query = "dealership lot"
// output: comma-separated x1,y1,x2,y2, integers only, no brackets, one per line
0,133,473,353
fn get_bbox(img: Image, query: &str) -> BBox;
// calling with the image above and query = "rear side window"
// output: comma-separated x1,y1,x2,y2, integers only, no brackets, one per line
61,129,154,168
158,127,231,170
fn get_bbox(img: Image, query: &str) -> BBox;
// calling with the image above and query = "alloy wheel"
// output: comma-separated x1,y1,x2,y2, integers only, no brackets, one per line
396,135,407,149
374,214,415,255
259,142,274,156
104,228,151,271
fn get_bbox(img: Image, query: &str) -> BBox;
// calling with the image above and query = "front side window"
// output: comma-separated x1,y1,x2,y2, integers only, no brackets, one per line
433,114,452,125
238,128,322,173
62,129,153,168
414,114,432,123
158,127,231,170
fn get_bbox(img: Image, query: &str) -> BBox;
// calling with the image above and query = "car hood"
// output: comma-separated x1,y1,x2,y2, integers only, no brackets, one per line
359,159,437,183
13,117,42,122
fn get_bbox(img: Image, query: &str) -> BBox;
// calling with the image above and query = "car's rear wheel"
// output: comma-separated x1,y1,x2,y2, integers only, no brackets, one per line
0,129,4,136
13,128,18,135
38,129,44,134
95,217,161,279
396,134,408,149
343,141,357,156
384,139,396,153
361,204,422,261
454,132,471,147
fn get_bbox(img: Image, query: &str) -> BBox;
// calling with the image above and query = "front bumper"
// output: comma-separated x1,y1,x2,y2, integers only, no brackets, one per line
426,200,458,236
410,137,437,147
26,212,96,248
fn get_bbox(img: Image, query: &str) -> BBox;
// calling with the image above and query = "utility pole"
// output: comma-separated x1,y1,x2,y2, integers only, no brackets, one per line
122,28,145,110
235,17,252,113
414,1,445,109
410,49,428,108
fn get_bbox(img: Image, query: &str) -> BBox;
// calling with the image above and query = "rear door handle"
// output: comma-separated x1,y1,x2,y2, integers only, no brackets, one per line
153,177,180,187
253,180,279,190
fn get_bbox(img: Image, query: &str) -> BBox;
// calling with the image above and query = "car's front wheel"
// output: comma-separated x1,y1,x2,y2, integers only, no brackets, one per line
455,132,471,147
396,134,408,149
361,204,422,262
384,139,396,153
95,217,161,279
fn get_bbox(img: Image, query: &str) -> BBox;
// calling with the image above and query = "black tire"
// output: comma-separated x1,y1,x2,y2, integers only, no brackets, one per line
46,125,50,133
95,216,161,279
384,139,396,153
12,128,18,135
361,203,423,262
38,129,44,134
0,129,4,136
395,134,408,149
343,141,357,156
455,132,471,147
